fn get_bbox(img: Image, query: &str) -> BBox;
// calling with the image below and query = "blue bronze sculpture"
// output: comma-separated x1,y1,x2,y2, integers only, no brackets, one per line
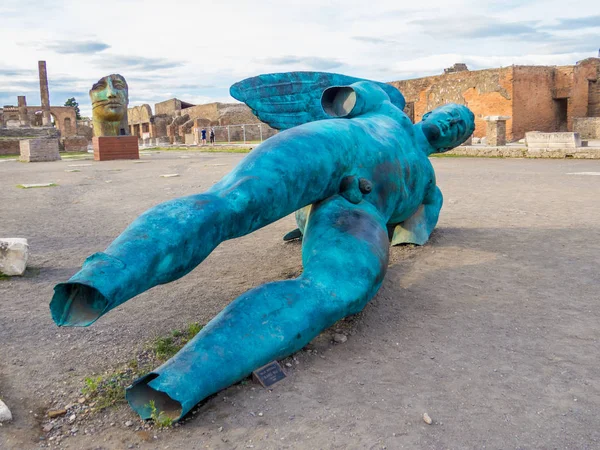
50,71,474,421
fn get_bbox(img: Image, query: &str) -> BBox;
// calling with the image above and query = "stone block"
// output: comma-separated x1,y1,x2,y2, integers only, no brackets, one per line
156,137,170,145
0,238,29,276
63,136,89,152
93,136,139,161
184,133,195,145
484,116,510,146
19,138,61,162
0,399,12,422
483,115,511,121
573,117,600,140
525,132,582,149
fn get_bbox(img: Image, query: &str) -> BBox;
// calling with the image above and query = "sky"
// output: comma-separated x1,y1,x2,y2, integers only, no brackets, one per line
0,0,598,117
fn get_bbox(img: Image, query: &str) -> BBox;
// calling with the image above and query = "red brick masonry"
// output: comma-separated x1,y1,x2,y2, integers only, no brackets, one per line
93,136,139,161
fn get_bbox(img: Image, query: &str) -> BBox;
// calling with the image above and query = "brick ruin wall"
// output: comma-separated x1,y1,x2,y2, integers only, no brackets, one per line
390,67,514,140
511,66,557,140
0,140,20,155
390,59,600,142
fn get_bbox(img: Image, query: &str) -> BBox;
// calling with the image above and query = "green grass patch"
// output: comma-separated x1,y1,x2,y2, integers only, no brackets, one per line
152,336,179,360
81,371,134,410
147,400,174,428
430,152,509,159
145,146,252,154
151,321,203,360
0,136,38,140
0,154,19,159
197,147,251,153
60,152,90,158
79,321,204,415
0,273,10,281
16,183,58,189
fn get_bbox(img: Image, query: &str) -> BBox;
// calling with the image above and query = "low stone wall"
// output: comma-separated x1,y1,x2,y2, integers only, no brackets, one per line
445,146,600,159
62,136,89,152
573,117,600,140
19,138,61,162
0,139,20,155
0,127,59,138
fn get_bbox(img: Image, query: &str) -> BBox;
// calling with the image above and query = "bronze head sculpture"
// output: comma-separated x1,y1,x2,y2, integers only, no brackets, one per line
89,74,129,137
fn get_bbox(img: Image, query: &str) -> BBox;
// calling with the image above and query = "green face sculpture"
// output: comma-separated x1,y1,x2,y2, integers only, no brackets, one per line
89,74,129,136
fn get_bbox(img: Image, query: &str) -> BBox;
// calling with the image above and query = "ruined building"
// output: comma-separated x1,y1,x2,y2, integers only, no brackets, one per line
390,57,600,141
128,98,277,145
0,61,78,138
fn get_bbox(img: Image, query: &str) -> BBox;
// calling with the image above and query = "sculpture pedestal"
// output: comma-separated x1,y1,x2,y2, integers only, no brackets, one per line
93,136,139,161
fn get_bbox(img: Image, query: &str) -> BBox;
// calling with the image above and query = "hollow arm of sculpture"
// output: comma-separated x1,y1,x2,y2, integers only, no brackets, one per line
50,71,474,421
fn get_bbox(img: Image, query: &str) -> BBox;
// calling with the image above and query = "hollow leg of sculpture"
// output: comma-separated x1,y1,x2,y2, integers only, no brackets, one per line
391,186,443,246
49,192,233,327
125,195,390,421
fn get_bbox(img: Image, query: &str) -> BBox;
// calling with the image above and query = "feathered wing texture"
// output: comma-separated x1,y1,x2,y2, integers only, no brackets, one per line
230,71,406,130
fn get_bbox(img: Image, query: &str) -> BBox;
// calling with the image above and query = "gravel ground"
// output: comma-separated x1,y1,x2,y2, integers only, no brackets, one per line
1,151,599,449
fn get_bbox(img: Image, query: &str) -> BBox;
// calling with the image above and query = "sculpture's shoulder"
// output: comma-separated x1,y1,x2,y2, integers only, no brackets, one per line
230,71,406,131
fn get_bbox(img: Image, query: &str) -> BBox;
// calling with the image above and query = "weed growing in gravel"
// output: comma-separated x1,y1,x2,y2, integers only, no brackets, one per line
152,336,179,360
186,322,203,339
151,322,203,361
79,321,205,413
147,400,174,428
82,376,102,396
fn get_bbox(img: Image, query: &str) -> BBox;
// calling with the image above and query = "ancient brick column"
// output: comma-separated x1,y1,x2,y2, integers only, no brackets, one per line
484,116,510,146
38,61,52,126
18,96,29,127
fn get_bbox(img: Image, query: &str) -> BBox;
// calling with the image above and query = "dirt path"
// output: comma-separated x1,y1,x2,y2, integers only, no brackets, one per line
1,152,599,449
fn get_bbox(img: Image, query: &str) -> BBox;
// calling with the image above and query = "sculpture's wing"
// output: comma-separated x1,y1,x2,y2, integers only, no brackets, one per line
230,71,405,130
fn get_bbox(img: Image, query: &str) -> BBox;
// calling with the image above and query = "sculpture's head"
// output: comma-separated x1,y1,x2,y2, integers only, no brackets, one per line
89,74,128,123
418,104,475,154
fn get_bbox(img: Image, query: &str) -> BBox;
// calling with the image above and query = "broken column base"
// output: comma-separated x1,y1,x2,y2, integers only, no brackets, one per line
93,136,139,161
0,238,29,276
19,138,61,162
484,116,510,146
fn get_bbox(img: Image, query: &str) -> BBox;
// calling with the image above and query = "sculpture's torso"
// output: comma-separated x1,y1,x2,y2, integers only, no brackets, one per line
212,102,435,232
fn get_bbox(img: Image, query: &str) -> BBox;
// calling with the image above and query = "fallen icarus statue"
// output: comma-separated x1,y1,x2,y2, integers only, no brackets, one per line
50,71,474,421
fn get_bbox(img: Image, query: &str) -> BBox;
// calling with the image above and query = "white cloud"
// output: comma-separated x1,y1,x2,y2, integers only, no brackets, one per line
0,0,598,117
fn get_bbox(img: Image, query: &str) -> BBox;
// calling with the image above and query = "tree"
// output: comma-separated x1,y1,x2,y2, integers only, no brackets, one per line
64,97,82,120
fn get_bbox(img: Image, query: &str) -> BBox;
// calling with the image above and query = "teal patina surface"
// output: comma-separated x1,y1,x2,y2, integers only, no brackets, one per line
49,71,474,421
